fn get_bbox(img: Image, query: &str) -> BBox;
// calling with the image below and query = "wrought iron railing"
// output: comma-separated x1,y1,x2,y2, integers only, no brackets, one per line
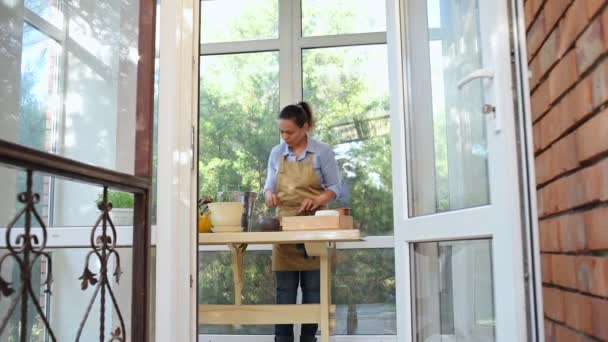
0,170,55,341
75,187,127,342
0,169,136,341
0,139,153,342
0,1,156,341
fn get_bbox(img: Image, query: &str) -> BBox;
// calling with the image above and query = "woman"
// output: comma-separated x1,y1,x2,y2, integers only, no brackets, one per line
263,101,341,342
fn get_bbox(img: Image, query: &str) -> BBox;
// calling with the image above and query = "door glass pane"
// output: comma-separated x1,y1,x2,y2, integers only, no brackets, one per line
303,45,393,236
200,0,278,43
198,52,279,215
408,0,489,217
301,0,386,36
0,0,141,174
413,239,495,342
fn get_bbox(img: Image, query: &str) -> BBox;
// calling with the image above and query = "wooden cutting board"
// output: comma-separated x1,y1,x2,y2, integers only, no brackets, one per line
281,215,353,231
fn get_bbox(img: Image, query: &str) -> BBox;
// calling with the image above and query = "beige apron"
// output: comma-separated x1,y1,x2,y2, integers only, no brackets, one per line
272,155,325,271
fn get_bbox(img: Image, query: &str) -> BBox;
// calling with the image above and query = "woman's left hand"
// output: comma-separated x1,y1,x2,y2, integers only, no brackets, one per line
298,197,323,214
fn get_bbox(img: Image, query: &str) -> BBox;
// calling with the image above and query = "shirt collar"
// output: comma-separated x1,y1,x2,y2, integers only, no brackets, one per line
280,136,319,159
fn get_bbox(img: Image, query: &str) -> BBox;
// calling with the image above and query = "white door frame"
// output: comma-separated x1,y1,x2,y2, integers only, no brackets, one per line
386,0,540,340
510,0,544,340
155,0,200,340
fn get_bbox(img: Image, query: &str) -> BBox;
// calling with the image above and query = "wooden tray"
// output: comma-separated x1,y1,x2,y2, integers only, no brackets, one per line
281,215,353,231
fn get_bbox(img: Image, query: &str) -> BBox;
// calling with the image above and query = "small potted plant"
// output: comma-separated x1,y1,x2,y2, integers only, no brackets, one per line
97,191,134,226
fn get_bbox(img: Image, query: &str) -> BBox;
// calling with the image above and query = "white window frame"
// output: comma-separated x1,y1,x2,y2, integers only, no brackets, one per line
197,0,396,341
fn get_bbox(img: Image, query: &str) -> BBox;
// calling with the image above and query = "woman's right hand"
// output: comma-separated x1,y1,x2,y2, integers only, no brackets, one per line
264,190,278,208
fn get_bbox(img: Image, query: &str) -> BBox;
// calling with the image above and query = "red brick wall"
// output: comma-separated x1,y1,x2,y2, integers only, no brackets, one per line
525,0,608,340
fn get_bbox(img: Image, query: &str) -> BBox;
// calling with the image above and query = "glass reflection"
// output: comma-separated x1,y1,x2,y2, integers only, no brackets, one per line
0,0,143,226
414,240,495,342
0,0,141,175
408,0,489,216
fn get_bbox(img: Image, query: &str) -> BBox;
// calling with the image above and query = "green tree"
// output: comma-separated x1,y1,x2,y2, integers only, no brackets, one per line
198,51,279,213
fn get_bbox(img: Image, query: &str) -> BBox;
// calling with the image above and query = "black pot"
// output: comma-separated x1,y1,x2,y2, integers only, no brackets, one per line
252,216,281,232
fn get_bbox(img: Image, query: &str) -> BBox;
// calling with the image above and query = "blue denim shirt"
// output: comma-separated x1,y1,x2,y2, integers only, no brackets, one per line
263,137,341,198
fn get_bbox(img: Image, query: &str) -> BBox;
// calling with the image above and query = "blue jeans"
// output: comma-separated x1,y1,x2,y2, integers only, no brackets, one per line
275,270,320,342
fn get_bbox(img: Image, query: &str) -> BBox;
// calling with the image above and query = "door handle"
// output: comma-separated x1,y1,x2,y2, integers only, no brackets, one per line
457,68,501,133
456,68,494,89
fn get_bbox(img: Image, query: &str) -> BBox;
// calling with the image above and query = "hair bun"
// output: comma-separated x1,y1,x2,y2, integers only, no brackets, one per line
278,102,315,128
297,101,314,128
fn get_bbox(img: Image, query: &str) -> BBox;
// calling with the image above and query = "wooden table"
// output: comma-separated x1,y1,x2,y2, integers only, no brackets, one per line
198,230,361,342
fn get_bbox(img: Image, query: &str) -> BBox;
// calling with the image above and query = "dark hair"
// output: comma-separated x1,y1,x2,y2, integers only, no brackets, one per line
278,101,314,128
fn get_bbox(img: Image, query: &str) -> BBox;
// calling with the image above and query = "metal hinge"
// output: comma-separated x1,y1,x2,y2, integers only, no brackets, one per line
190,274,194,288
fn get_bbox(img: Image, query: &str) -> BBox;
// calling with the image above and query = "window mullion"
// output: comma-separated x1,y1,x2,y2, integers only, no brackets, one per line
291,0,303,103
51,6,71,225
278,0,294,108
23,8,64,43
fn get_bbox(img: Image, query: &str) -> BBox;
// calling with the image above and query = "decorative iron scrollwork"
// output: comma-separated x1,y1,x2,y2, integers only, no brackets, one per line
0,170,56,341
0,174,128,342
75,186,126,342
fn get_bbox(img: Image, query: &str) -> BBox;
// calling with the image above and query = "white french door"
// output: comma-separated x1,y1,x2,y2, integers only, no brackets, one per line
387,0,530,341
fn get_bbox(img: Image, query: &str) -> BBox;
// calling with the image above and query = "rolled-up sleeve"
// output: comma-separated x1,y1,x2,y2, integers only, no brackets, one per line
320,149,341,198
263,147,279,192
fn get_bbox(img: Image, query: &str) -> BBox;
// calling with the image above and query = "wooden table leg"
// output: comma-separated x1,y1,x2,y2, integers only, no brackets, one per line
229,243,247,305
328,243,335,331
305,242,334,342
319,244,330,342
